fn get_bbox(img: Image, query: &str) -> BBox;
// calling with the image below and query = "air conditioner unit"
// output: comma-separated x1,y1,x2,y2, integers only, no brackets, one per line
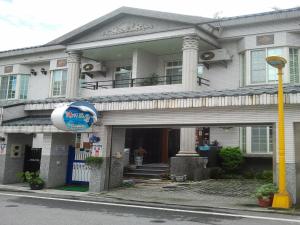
81,62,106,75
199,49,232,63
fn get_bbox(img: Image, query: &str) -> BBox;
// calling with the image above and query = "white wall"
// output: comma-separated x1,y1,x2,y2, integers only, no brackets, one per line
210,127,240,147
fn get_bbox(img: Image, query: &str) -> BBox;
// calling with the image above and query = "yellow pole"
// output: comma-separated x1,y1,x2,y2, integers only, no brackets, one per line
271,64,292,209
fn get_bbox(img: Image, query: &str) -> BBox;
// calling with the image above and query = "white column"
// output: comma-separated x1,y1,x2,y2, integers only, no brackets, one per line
177,127,198,156
66,51,82,98
182,35,200,91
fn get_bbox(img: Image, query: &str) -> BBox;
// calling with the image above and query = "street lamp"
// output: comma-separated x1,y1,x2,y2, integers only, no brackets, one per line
266,56,292,209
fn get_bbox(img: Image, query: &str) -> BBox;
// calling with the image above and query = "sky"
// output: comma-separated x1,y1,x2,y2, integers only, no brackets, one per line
0,0,299,51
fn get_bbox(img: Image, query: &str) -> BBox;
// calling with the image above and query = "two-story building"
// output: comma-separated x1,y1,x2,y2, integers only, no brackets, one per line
0,7,300,203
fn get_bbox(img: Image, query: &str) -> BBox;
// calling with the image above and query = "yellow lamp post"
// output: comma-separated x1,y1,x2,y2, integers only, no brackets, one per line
266,56,292,209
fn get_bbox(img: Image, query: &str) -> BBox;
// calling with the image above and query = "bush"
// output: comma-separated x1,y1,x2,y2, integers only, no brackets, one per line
255,170,273,182
219,147,244,173
255,183,278,200
17,171,44,185
85,156,103,167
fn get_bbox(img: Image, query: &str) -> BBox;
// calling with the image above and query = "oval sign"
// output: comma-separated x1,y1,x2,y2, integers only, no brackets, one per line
51,101,97,131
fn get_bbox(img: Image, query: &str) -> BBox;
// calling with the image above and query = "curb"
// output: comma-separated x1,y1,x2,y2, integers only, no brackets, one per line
0,187,299,216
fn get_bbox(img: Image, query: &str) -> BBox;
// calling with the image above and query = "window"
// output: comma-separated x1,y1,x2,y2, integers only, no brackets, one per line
240,126,273,154
165,61,182,84
250,48,283,84
0,75,29,100
289,48,299,84
114,66,132,88
51,70,67,97
19,75,29,99
0,75,17,100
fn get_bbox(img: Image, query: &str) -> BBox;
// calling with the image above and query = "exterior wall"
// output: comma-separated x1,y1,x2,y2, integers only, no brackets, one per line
27,62,51,100
2,105,27,122
134,49,158,79
294,123,300,203
210,127,240,147
40,133,75,188
1,134,33,184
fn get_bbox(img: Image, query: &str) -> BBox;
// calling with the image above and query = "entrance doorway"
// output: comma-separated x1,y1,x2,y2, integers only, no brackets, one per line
23,146,41,173
124,128,180,164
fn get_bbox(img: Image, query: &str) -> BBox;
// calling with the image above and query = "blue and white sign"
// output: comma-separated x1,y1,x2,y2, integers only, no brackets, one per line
51,101,98,132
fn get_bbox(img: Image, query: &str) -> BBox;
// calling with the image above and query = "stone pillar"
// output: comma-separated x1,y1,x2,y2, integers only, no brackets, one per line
66,51,81,98
177,128,198,156
182,35,200,91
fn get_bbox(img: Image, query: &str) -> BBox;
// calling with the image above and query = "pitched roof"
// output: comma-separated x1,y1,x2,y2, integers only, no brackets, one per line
47,6,214,45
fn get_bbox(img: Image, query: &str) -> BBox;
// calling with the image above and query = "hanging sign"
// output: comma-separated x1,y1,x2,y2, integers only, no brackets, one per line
51,101,98,132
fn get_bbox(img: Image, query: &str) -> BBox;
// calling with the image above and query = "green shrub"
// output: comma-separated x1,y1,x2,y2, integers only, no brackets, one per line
209,167,225,179
85,156,103,167
255,170,273,182
17,171,44,185
255,183,278,199
219,147,244,173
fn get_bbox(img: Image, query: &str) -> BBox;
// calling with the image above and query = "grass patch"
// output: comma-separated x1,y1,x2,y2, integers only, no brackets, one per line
57,185,89,192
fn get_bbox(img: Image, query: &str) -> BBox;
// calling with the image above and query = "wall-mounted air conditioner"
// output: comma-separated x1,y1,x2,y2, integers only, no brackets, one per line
199,49,232,63
81,62,106,77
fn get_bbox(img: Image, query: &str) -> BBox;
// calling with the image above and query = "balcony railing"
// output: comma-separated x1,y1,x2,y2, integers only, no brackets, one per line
81,75,209,90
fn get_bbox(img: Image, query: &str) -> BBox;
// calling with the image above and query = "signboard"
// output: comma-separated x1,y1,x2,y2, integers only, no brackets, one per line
91,144,102,157
51,101,98,132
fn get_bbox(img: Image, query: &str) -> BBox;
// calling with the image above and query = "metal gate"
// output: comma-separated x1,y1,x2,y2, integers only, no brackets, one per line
66,146,91,184
23,146,42,173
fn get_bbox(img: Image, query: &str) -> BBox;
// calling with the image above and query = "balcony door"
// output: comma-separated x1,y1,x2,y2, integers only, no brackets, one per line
115,66,132,88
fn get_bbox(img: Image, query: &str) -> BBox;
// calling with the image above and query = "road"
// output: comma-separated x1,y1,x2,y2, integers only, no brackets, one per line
0,192,299,225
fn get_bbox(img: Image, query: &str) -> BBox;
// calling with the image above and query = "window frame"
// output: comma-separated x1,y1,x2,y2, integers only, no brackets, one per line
245,47,290,86
50,69,67,97
0,74,29,100
165,60,182,84
114,65,132,88
241,126,273,154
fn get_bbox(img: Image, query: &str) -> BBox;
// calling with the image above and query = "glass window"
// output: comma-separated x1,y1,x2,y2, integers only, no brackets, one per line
165,61,182,84
51,70,67,97
250,48,284,84
289,48,299,84
250,126,272,153
115,66,132,88
251,50,266,83
0,75,17,100
19,75,29,99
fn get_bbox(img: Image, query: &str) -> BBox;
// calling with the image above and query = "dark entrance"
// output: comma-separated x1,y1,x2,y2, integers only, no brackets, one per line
23,146,41,173
125,128,180,164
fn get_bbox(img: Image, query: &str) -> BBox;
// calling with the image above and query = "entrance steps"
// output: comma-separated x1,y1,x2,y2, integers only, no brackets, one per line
124,163,169,179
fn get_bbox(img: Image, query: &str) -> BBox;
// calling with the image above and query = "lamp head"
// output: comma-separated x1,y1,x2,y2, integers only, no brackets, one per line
266,56,287,69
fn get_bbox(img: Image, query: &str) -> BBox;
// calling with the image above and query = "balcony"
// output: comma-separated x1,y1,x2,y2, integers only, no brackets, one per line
81,75,209,90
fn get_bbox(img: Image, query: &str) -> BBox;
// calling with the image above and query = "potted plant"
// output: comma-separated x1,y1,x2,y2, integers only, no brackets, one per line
255,183,278,207
17,171,45,190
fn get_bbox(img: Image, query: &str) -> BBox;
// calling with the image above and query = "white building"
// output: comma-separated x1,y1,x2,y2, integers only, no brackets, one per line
0,7,300,203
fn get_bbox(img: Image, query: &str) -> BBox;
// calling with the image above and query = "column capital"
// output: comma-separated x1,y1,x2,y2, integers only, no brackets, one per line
67,50,82,63
182,35,200,50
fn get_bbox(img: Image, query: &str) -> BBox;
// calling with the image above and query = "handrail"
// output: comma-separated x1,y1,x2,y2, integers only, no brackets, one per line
81,74,209,90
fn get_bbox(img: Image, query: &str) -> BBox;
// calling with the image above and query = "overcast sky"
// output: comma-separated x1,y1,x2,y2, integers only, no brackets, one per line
0,0,299,51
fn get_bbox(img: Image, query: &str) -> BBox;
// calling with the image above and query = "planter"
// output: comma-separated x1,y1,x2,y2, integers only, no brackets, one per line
258,195,274,207
30,183,44,190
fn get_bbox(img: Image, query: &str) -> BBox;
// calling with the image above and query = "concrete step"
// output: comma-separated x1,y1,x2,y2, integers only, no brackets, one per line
123,172,162,178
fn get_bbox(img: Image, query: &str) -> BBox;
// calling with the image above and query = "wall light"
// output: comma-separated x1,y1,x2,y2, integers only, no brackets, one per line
40,68,47,75
30,69,37,76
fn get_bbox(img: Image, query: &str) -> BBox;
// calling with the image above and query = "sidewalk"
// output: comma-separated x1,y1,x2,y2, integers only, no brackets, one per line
0,179,298,215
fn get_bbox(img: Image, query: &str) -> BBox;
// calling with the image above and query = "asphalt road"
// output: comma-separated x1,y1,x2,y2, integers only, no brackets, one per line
0,192,300,225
